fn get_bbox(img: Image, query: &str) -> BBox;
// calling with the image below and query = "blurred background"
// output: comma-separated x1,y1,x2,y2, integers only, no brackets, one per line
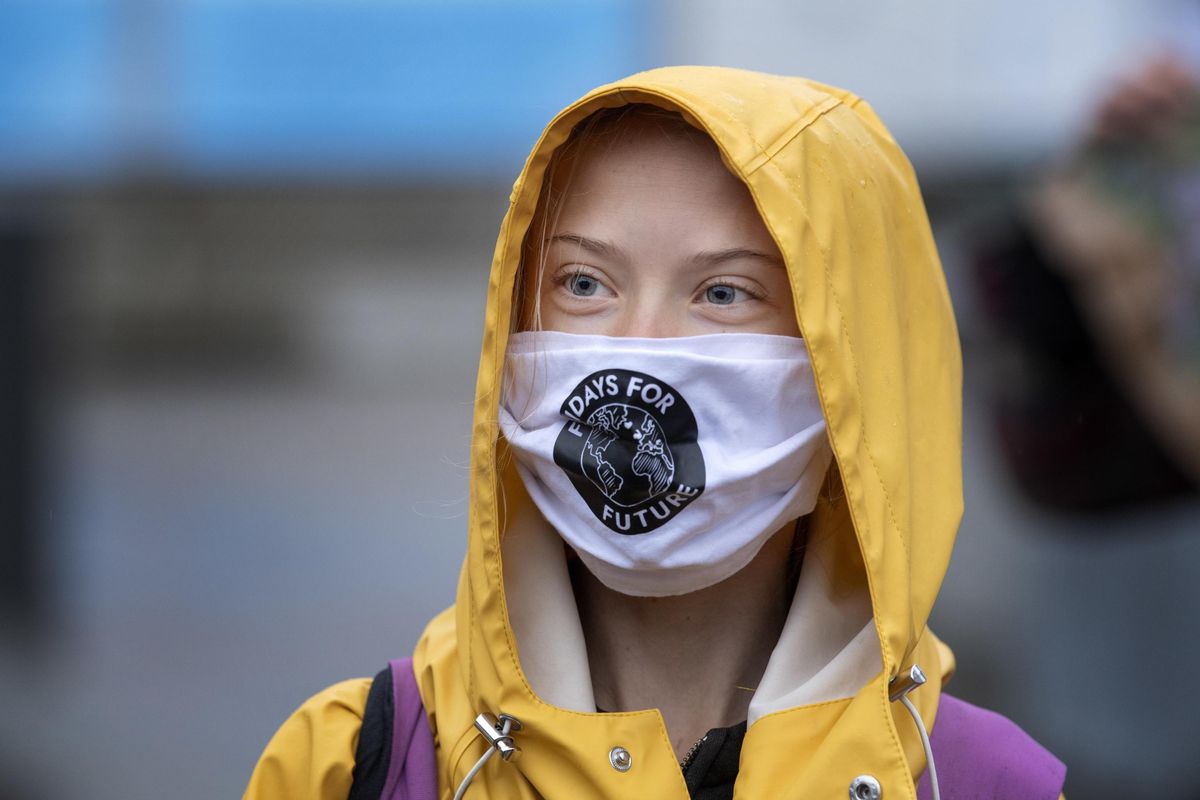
2,1,1199,797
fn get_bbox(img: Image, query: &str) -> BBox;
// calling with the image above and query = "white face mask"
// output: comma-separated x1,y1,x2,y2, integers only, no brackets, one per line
498,331,833,597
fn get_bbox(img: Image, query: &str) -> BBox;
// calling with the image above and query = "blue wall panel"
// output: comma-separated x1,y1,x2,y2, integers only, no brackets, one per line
0,2,121,180
0,1,650,182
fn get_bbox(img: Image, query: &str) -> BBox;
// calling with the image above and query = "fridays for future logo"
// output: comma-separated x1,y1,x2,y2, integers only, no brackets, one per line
553,369,705,534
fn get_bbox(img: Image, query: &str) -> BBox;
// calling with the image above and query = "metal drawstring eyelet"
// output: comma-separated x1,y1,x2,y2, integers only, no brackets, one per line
473,712,523,762
453,711,524,800
888,664,927,702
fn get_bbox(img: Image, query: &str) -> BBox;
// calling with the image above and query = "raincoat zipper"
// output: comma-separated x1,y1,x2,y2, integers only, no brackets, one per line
679,733,709,772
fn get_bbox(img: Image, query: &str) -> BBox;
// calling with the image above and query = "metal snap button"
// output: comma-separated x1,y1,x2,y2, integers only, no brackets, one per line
849,774,882,800
609,746,632,772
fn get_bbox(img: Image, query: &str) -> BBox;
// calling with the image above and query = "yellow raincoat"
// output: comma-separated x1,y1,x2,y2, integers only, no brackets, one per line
245,66,1062,800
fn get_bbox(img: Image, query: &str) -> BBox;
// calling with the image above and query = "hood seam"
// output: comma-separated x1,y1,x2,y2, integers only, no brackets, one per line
731,141,915,792
745,95,845,176
763,147,913,579
750,155,914,785
733,145,909,674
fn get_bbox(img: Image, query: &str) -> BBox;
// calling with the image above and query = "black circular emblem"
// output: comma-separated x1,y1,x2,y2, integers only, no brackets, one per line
553,369,705,535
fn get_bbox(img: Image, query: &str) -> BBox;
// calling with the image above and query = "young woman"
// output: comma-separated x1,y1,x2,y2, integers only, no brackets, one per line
245,66,1066,800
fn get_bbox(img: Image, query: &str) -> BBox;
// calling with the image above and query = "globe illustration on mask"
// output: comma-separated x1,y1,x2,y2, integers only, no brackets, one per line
581,403,676,507
553,369,705,535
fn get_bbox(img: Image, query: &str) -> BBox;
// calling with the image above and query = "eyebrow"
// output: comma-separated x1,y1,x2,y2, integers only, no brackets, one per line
546,233,784,269
545,233,629,261
690,247,785,269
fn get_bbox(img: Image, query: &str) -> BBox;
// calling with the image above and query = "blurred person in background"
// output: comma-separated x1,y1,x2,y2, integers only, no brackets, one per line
973,50,1200,512
245,67,1066,800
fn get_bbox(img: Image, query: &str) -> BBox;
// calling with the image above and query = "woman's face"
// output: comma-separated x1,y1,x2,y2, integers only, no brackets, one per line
526,118,801,338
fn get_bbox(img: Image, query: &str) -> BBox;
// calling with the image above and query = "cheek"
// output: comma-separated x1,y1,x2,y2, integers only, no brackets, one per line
769,313,802,338
532,284,594,334
537,302,570,333
765,301,802,337
761,275,802,337
693,307,801,337
538,298,622,335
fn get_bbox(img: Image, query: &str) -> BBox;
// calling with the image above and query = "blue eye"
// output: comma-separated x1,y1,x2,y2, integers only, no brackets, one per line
705,284,737,305
567,273,600,296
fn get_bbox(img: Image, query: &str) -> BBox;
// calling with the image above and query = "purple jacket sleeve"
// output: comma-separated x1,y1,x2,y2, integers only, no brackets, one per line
918,693,1066,800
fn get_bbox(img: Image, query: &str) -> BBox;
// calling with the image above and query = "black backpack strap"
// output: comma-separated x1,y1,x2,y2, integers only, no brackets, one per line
349,666,394,800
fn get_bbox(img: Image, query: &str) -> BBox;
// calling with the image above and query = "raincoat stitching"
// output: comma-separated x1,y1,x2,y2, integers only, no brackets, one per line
822,270,911,571
449,729,485,791
727,151,912,800
490,202,542,707
730,120,899,687
642,87,772,158
760,145,910,568
730,142,900,679
579,84,780,183
696,101,773,165
876,684,917,800
494,161,594,716
746,694,856,725
466,561,477,702
473,199,518,707
744,154,914,796
744,95,844,176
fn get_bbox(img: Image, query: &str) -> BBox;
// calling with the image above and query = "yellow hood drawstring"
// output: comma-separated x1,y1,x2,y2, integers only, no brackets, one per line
454,667,943,800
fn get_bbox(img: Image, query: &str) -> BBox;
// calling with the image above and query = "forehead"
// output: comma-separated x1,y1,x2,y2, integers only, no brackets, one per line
546,118,771,247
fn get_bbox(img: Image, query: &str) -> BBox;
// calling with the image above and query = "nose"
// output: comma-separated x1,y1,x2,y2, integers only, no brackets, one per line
612,299,686,338
612,312,682,338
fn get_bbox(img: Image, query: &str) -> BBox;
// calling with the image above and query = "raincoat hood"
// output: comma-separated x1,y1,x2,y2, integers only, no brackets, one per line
412,65,963,799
